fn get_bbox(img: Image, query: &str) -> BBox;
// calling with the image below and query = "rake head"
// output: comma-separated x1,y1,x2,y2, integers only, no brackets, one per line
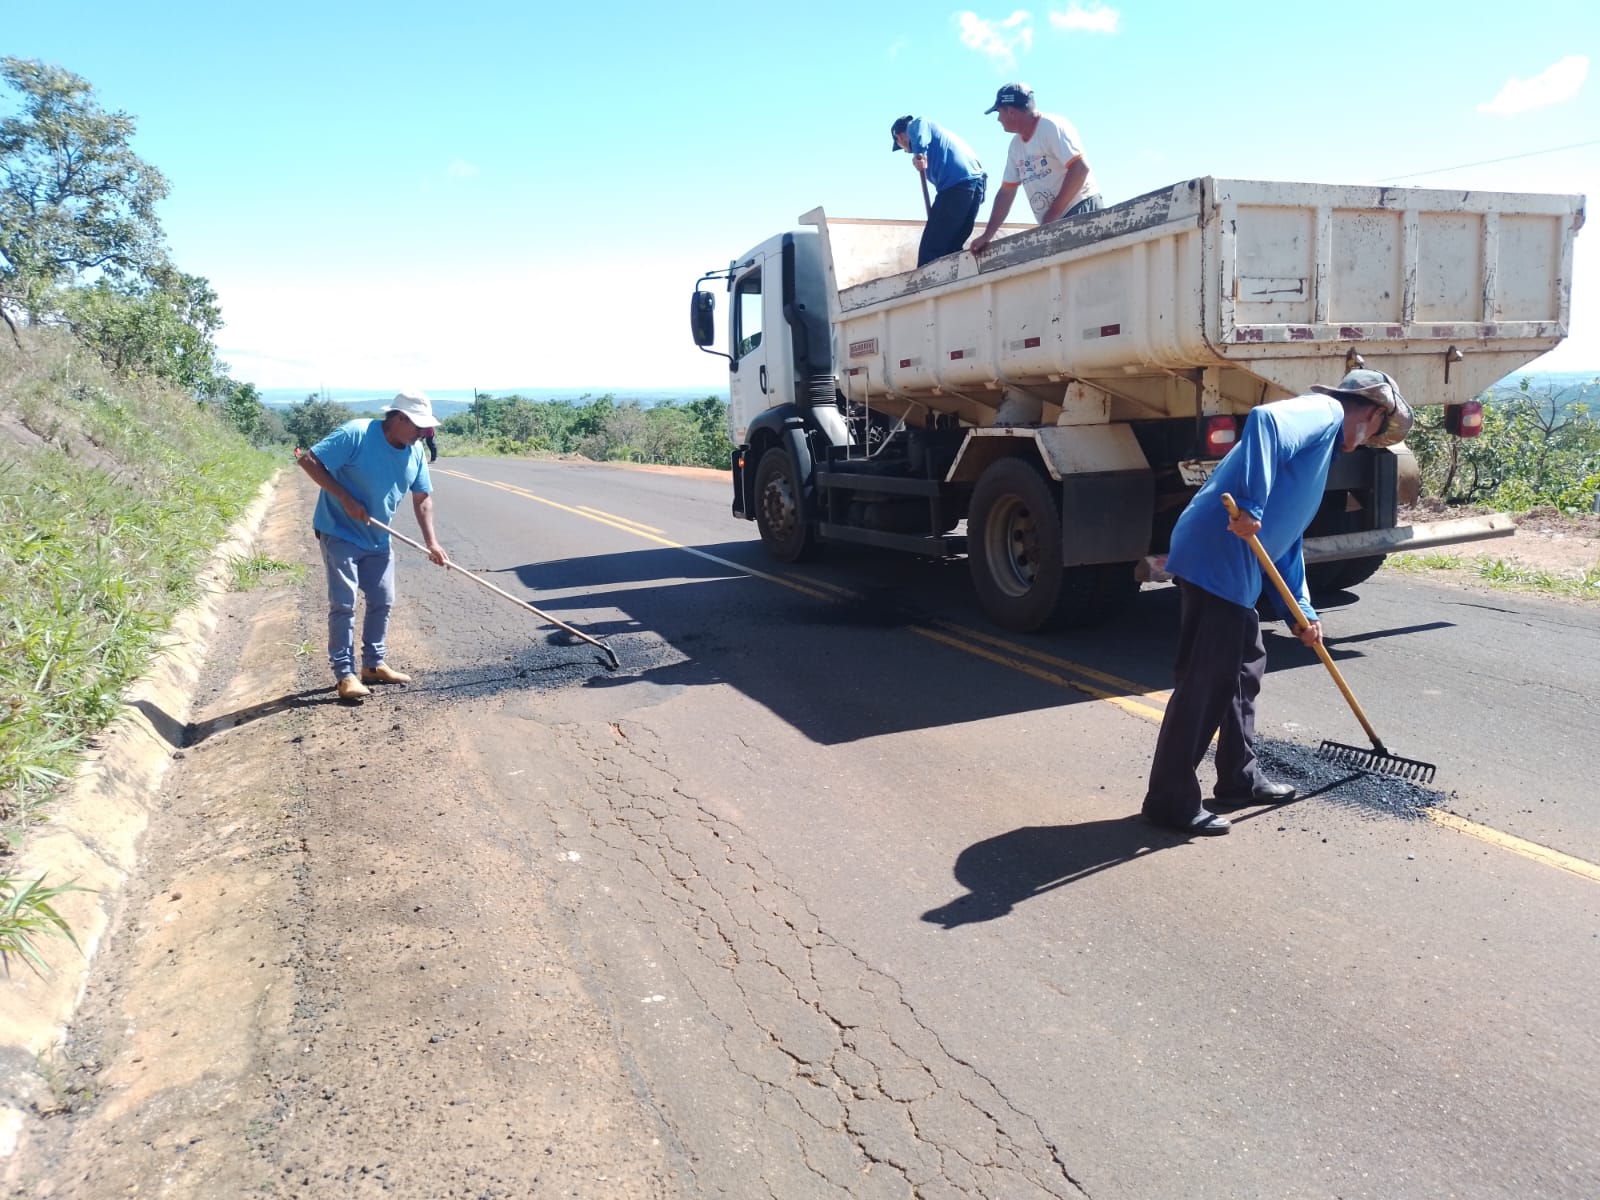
1317,739,1436,784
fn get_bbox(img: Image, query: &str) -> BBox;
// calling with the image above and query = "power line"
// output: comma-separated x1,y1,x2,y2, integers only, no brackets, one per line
1372,139,1600,184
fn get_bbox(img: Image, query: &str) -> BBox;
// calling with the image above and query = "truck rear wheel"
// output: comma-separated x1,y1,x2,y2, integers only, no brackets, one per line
754,447,819,562
967,458,1133,631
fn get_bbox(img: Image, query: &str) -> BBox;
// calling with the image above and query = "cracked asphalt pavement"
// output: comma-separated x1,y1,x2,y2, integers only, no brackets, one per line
11,461,1599,1199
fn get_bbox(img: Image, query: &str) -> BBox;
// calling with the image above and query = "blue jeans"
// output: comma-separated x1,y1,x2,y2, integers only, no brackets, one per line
918,175,987,266
318,532,396,679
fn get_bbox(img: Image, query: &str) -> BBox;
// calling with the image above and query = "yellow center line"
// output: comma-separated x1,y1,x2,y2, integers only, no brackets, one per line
911,625,1170,722
1425,811,1600,883
924,617,1173,706
578,505,664,533
440,466,1600,882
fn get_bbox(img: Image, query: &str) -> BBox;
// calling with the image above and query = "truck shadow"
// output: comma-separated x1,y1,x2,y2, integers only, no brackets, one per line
411,539,1457,746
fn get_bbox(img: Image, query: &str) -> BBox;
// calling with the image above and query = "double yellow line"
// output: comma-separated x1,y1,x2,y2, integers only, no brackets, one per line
437,467,1600,884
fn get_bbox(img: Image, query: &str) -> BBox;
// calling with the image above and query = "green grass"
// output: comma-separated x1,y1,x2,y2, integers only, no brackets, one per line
0,874,88,977
1385,551,1600,599
229,553,304,591
2,330,278,965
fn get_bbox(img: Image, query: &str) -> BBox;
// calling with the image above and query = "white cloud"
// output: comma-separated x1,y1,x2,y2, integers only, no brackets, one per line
1048,2,1119,33
446,158,480,179
1477,54,1589,115
956,10,1034,66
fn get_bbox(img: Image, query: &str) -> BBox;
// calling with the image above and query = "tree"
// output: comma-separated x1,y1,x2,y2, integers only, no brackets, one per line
216,381,283,446
1410,377,1600,513
283,395,353,450
0,58,170,336
62,269,224,393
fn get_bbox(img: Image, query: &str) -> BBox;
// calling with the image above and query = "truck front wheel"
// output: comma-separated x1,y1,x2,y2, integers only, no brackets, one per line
754,447,819,562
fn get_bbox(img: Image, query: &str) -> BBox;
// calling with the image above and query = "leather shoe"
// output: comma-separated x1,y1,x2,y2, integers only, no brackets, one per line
335,675,370,702
1212,780,1297,809
360,663,411,685
1143,809,1232,836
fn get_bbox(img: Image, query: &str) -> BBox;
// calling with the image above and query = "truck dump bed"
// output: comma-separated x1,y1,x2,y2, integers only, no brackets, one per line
808,177,1584,423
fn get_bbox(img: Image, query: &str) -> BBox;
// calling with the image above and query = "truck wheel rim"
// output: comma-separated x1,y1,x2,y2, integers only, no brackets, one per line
762,477,798,538
985,495,1038,597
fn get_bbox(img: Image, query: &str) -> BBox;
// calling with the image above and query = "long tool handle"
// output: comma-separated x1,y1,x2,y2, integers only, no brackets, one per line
368,517,619,669
1219,493,1388,754
919,169,932,218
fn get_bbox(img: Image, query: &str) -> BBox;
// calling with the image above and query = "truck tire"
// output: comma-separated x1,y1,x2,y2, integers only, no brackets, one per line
754,447,819,562
967,458,1134,631
1315,555,1385,593
1306,492,1386,595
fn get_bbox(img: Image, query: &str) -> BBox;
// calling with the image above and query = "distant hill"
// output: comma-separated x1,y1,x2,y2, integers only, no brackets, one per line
251,372,1594,420
255,386,727,418
1484,370,1596,414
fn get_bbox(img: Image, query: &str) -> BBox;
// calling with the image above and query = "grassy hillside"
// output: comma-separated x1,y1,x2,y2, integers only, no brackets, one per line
1,327,277,851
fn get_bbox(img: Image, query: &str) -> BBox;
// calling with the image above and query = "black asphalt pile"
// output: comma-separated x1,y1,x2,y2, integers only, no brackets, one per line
1248,736,1445,821
419,633,650,701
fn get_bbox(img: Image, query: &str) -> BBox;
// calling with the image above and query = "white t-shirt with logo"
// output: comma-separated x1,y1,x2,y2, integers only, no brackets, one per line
1001,112,1098,220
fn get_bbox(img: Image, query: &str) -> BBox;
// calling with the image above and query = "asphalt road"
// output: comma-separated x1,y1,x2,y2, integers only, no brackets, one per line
400,457,1599,1200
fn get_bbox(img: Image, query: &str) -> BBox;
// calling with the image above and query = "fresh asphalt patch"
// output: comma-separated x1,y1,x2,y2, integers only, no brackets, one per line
1247,736,1443,822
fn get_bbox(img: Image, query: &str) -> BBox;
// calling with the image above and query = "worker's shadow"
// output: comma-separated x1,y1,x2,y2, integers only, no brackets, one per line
922,817,1175,928
181,686,334,747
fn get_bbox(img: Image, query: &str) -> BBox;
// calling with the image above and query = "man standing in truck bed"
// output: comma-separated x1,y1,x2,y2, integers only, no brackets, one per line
969,82,1100,254
890,114,988,267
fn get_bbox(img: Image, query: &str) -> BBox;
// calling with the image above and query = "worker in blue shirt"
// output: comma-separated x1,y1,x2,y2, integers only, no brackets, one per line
890,115,987,267
1142,369,1415,836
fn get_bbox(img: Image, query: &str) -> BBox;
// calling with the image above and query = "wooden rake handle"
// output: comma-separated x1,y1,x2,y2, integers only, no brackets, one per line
1219,493,1389,754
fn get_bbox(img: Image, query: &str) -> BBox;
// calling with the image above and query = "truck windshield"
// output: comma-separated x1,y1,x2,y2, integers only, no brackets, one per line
734,268,762,359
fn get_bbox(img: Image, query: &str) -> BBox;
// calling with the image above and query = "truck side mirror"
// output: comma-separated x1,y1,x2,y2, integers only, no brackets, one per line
690,291,716,347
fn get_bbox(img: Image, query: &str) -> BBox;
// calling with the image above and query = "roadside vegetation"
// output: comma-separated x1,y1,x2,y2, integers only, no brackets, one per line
1384,549,1600,599
2,57,278,969
1408,376,1599,514
277,388,733,471
1399,377,1599,598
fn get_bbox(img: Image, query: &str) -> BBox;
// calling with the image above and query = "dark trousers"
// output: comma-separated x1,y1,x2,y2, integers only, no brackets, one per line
918,176,986,266
1143,579,1268,822
1064,193,1103,217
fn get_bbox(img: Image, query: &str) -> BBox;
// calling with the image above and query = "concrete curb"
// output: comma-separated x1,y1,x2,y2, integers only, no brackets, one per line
0,472,283,1158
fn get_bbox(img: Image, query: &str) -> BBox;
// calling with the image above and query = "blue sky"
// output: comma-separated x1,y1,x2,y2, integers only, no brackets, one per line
6,0,1598,392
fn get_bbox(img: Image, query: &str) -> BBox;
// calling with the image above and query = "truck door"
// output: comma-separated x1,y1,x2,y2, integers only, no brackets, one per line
727,258,770,441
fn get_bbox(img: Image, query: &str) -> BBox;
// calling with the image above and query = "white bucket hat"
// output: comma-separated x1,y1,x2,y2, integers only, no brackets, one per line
384,390,438,430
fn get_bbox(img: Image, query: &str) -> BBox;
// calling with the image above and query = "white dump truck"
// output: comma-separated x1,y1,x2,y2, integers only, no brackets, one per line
690,177,1585,630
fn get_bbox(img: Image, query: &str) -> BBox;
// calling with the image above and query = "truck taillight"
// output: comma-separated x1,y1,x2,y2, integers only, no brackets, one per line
1445,400,1485,438
1204,416,1239,457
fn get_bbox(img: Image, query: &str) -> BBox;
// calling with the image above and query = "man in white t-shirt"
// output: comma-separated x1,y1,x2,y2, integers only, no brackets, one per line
969,82,1101,254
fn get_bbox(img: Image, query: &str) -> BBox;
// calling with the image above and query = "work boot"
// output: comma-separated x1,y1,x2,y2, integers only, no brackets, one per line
336,674,371,701
361,663,412,685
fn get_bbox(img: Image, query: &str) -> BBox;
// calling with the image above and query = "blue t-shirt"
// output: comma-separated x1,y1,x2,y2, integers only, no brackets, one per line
309,418,432,551
1164,395,1344,622
904,118,985,192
